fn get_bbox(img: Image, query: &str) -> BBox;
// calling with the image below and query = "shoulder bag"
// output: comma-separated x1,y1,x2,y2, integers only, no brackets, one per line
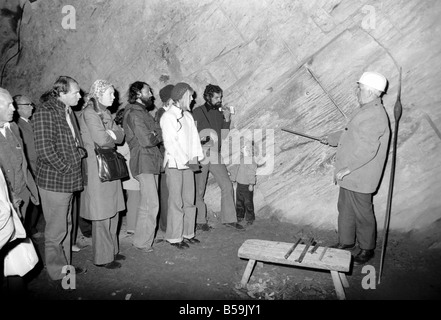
94,142,129,182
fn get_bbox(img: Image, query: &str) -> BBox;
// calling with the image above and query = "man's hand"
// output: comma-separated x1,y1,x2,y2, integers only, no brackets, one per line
248,184,254,192
186,157,201,172
188,156,199,165
222,105,231,122
336,168,351,180
186,163,201,172
319,135,329,145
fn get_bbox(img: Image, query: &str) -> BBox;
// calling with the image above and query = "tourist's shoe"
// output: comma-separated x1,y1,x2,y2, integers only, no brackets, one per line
246,220,254,226
183,237,200,244
114,253,126,261
330,243,356,250
74,266,87,274
223,222,245,231
170,241,189,249
76,235,92,248
196,223,212,231
95,261,121,269
72,244,81,252
134,246,154,253
353,249,375,265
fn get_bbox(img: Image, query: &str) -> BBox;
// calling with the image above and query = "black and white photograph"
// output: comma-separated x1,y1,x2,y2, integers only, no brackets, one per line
0,0,440,308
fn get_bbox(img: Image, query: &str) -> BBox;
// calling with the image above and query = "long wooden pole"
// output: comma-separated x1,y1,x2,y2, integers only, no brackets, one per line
378,67,402,284
281,128,321,142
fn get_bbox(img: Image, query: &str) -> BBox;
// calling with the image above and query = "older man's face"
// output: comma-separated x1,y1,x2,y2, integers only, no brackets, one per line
0,91,15,125
15,96,34,120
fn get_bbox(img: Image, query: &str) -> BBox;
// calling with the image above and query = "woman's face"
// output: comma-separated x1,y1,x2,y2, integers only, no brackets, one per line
99,86,115,107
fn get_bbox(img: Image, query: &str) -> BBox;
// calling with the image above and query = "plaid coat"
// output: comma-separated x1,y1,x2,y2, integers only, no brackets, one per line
33,97,84,193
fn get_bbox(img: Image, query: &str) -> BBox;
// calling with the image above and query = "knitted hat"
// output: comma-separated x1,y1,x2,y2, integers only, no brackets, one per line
171,82,193,102
89,79,113,99
159,84,175,103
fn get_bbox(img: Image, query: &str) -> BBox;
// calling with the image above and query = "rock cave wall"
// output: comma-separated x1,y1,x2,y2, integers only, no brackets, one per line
1,0,440,235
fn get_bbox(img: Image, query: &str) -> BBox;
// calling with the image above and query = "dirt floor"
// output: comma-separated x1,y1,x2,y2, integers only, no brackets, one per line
16,212,441,302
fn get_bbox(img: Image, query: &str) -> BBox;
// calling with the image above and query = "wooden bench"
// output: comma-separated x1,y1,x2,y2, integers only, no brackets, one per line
238,239,351,300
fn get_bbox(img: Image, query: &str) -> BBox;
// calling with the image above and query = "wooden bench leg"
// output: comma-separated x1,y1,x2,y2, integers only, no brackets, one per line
339,272,349,288
240,259,256,288
330,270,346,300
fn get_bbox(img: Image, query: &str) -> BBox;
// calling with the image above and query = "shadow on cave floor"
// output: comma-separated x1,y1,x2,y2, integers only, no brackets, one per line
13,214,441,300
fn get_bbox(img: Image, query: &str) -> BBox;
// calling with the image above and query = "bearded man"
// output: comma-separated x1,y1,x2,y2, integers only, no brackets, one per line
123,82,163,253
192,84,244,231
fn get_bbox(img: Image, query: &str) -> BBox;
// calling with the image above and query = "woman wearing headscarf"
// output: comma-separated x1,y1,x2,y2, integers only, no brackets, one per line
78,80,125,269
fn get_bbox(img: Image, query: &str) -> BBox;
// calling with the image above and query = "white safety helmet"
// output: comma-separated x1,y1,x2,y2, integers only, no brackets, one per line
357,72,388,92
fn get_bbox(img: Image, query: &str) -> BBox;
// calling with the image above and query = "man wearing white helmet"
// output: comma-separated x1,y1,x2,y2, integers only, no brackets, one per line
321,71,391,265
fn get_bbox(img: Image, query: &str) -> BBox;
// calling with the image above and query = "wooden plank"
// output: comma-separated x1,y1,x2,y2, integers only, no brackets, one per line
240,259,256,288
330,270,346,300
238,239,351,272
339,272,350,288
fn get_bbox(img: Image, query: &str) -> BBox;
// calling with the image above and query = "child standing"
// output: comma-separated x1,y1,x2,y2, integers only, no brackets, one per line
229,140,257,226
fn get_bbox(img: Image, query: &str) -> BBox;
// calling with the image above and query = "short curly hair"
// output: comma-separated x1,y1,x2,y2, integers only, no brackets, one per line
203,84,223,103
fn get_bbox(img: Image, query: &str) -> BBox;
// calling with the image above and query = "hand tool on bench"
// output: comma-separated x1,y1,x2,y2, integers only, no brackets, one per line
295,237,314,263
284,237,302,259
318,247,328,261
310,241,320,254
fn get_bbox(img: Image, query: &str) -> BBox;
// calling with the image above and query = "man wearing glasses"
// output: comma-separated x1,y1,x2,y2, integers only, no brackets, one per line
13,95,43,239
13,96,37,175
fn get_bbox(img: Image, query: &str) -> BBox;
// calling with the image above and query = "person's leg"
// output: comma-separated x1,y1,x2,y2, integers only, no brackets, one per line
39,188,73,280
126,190,140,233
71,192,80,245
158,173,169,232
195,163,209,224
92,218,114,265
243,186,255,223
110,212,120,255
25,203,40,235
235,183,246,222
165,168,184,243
78,191,92,238
209,164,237,224
337,188,356,246
78,216,92,238
182,169,196,239
353,192,376,250
133,174,159,249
